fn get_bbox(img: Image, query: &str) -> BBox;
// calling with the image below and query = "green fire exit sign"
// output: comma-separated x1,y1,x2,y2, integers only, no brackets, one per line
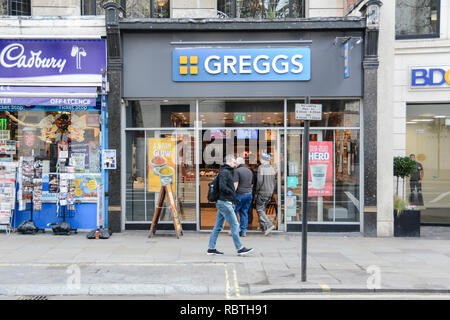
234,113,246,122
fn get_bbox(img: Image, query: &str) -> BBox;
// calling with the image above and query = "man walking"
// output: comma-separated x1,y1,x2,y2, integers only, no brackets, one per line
233,157,254,237
255,153,276,236
207,154,254,256
409,153,424,206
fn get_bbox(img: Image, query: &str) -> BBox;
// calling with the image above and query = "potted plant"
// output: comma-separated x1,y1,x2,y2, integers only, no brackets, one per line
393,156,420,237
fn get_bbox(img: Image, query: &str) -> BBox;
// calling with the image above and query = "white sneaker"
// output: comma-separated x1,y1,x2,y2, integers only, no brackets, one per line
264,225,275,236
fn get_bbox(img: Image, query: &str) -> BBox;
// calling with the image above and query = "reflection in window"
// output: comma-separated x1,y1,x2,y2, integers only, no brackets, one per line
395,0,440,38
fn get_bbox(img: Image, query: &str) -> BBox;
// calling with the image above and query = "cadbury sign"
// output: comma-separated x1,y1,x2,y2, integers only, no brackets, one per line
0,39,106,85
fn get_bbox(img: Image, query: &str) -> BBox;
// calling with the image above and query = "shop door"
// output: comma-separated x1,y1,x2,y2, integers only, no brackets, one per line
199,129,280,231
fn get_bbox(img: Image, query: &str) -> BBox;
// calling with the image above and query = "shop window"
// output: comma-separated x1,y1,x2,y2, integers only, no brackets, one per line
125,130,196,222
285,129,360,223
81,0,169,18
395,0,440,39
0,111,101,173
126,100,196,128
287,100,360,128
406,103,450,224
217,0,304,18
199,100,284,128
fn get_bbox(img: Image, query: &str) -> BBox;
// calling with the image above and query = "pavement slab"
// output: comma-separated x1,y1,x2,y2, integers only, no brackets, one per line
0,227,450,298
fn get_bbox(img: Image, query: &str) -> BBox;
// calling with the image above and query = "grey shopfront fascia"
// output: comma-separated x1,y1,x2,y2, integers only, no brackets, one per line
113,19,372,233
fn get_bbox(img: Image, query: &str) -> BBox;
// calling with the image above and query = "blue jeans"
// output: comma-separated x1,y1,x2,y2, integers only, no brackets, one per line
235,193,253,234
208,200,243,251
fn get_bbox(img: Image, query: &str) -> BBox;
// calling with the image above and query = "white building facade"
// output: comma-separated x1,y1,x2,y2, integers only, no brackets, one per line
394,0,450,225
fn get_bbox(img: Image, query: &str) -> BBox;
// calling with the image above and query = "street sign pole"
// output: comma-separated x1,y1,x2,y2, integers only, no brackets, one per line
301,97,310,282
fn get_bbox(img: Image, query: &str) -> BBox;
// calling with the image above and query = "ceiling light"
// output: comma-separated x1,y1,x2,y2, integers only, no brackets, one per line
406,121,417,124
434,116,446,118
411,119,433,122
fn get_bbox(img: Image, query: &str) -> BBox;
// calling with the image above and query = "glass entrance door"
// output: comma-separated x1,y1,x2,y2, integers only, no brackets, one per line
199,128,280,231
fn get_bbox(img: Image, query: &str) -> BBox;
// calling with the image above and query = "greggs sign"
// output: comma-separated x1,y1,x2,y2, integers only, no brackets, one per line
411,66,450,88
172,48,311,82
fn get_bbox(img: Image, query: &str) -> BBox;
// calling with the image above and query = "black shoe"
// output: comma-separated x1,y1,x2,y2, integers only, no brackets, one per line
207,248,224,256
239,231,246,237
237,247,254,256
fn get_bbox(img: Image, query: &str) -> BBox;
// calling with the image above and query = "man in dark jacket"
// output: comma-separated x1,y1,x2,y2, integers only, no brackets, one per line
207,154,254,256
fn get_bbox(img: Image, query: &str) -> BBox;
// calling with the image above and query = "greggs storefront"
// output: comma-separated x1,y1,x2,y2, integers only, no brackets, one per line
118,20,369,233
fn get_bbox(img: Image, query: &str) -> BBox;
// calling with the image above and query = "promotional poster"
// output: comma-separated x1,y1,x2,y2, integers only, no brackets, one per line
148,138,177,193
308,141,333,197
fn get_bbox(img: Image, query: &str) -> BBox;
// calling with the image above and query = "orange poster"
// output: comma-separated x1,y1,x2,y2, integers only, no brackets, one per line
148,138,177,193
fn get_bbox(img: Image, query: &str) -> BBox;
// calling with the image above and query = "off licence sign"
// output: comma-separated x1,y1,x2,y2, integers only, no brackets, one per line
295,104,322,120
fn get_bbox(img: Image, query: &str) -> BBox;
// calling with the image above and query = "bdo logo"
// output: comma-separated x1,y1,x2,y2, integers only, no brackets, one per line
411,67,450,87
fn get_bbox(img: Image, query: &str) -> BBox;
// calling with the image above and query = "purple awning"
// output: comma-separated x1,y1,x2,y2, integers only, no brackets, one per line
0,86,98,106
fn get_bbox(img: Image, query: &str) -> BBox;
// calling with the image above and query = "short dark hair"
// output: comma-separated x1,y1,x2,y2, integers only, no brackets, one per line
409,154,415,158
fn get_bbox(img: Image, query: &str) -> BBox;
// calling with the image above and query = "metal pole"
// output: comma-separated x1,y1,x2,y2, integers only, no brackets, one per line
301,97,310,282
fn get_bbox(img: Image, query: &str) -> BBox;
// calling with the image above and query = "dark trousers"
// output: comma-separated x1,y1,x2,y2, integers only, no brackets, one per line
409,180,423,205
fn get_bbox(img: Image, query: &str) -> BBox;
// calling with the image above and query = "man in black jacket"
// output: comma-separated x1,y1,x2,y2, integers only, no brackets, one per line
207,154,254,256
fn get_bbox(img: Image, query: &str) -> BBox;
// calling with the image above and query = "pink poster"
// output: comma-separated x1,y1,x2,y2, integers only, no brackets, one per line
308,141,333,197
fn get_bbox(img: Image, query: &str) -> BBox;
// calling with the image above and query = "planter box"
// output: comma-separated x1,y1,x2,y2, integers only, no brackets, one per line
394,210,420,237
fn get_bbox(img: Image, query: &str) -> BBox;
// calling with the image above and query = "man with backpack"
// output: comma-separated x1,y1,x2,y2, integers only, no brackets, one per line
207,154,254,256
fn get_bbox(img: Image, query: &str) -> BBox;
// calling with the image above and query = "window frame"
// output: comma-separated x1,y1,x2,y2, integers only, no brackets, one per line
7,0,31,16
395,0,441,40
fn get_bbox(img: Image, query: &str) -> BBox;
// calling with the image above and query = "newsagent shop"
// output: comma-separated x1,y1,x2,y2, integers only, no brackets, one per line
108,17,379,233
0,39,108,231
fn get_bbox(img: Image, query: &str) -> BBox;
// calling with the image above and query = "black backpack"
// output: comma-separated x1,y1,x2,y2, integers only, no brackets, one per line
207,174,220,203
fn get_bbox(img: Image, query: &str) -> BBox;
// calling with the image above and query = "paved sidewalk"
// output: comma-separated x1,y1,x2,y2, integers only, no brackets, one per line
0,227,450,298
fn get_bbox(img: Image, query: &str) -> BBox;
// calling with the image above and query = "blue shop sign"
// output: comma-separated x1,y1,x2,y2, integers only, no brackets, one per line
172,48,311,82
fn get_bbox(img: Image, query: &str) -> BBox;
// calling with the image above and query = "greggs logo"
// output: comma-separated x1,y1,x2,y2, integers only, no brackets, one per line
411,67,450,87
172,48,311,82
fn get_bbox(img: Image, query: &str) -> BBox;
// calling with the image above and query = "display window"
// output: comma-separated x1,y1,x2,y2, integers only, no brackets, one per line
124,98,362,229
406,103,450,224
0,110,102,204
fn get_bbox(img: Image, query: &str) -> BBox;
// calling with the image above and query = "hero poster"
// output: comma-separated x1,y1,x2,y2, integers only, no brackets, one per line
308,141,333,197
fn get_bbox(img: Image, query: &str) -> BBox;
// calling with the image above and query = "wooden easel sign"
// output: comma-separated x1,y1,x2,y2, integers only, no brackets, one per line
148,184,183,238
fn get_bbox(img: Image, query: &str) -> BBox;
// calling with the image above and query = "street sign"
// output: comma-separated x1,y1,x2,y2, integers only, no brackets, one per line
295,104,322,120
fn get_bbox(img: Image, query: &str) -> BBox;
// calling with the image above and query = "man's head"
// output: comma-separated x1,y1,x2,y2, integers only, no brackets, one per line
410,154,416,161
225,154,237,168
236,157,245,166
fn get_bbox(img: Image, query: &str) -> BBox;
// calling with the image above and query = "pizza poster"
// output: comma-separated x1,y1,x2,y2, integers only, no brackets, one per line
147,138,177,193
308,141,333,197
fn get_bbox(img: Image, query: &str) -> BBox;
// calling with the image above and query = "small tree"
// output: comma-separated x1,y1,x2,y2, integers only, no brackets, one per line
393,156,417,199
